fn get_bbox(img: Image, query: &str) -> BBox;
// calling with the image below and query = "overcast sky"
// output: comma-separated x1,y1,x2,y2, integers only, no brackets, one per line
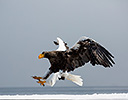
0,0,128,87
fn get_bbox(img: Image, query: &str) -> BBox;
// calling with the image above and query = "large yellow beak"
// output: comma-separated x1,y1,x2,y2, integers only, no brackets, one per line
38,54,44,59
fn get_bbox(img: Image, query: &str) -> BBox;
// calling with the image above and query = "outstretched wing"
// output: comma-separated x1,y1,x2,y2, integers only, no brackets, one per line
66,36,115,71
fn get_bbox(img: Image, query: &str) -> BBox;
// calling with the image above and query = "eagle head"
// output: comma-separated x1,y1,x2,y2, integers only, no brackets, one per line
38,52,50,59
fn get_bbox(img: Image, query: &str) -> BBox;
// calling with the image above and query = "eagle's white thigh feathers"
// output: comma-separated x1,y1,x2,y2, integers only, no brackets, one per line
46,72,61,87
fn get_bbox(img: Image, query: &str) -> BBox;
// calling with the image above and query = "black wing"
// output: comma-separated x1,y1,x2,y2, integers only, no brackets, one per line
65,37,115,71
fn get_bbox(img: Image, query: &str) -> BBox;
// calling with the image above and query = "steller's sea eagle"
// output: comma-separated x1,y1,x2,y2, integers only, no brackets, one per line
32,36,115,86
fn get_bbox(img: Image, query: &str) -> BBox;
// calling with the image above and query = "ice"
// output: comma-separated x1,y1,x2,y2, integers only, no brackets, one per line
0,93,128,99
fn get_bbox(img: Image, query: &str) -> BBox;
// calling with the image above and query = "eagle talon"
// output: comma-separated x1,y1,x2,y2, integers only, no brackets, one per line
37,80,46,86
32,76,46,86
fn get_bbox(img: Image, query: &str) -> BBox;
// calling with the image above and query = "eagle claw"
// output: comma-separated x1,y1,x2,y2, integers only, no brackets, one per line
32,76,46,86
37,80,46,86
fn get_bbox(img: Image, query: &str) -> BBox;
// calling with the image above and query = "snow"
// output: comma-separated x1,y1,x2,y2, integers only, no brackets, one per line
0,93,128,99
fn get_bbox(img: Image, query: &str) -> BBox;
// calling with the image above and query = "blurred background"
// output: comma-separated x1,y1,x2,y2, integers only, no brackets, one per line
0,0,128,87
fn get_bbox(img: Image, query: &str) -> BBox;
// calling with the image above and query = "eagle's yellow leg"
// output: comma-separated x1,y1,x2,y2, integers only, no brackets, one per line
32,76,42,80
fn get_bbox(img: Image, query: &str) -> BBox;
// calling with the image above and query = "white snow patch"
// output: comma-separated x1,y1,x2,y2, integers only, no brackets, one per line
0,93,128,99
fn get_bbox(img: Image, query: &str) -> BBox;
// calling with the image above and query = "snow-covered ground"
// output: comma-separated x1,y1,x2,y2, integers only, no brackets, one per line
0,93,128,99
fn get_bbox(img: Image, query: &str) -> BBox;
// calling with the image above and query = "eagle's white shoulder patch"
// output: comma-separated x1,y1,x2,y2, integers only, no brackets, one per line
56,37,67,51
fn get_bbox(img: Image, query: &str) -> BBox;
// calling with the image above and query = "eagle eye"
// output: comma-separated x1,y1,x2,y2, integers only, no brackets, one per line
42,52,45,54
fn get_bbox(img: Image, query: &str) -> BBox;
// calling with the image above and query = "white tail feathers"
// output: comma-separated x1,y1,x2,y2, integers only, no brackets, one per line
61,72,83,86
66,73,83,86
